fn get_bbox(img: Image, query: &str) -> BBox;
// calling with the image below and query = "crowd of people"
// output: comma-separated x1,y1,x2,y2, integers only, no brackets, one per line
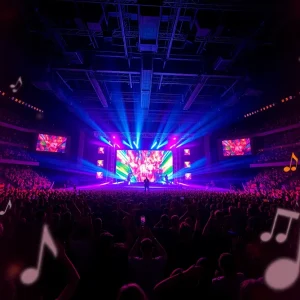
261,129,300,148
260,113,300,132
0,126,31,147
255,147,292,163
3,167,51,190
0,145,36,162
1,188,300,300
0,108,31,128
245,168,299,192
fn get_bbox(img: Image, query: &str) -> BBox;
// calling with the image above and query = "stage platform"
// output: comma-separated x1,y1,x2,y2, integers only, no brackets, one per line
62,182,229,192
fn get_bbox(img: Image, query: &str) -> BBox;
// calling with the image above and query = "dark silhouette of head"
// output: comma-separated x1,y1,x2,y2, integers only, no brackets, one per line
240,279,270,300
170,268,183,277
117,283,147,300
218,253,236,277
160,214,169,228
94,218,103,235
171,215,179,229
140,238,153,257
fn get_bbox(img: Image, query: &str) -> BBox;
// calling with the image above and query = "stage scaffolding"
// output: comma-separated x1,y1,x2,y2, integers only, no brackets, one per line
94,131,194,140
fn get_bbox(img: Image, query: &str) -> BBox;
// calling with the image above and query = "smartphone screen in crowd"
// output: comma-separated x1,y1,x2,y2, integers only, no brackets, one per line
140,215,146,226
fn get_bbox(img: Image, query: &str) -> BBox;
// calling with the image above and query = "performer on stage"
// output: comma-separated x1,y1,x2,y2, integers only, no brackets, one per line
165,174,169,185
144,177,150,192
127,172,133,185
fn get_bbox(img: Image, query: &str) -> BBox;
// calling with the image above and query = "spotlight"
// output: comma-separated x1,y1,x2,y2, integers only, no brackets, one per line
184,161,191,168
151,141,158,149
98,147,105,154
289,96,292,99
281,99,284,102
133,141,139,149
173,137,176,140
113,136,116,139
183,149,190,155
97,160,104,167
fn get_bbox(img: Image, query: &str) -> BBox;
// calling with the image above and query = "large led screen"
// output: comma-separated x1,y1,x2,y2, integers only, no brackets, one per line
36,134,67,153
222,138,251,156
116,150,173,182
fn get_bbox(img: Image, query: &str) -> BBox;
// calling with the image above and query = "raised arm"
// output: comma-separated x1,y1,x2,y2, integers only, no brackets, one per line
128,237,141,259
55,245,80,300
202,212,214,236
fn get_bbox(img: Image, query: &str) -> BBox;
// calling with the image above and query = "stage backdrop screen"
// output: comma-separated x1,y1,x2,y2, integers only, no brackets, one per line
36,134,67,153
116,150,173,182
222,138,251,156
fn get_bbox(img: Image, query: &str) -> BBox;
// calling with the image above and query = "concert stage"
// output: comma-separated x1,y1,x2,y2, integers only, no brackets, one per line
63,182,229,192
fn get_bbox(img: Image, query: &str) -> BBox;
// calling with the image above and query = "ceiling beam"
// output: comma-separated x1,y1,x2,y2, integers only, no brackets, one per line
57,0,265,12
183,77,209,110
45,28,239,44
117,2,129,64
86,72,108,107
164,8,181,68
52,66,241,80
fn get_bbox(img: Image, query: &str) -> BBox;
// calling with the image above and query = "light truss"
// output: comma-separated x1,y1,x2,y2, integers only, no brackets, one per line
52,28,238,44
94,131,195,139
53,66,241,80
58,0,264,12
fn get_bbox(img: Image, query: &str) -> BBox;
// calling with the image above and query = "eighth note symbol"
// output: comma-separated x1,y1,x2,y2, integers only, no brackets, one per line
0,200,12,216
260,208,300,291
9,76,23,93
284,152,298,172
20,224,58,285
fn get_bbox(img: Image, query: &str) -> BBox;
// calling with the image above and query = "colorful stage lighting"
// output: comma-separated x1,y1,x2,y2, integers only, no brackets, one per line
185,173,192,180
97,160,104,167
184,149,190,155
96,172,103,179
151,141,158,149
98,147,104,154
184,161,191,168
133,141,139,149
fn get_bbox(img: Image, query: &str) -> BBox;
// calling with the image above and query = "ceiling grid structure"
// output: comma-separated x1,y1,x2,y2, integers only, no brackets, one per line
28,0,271,130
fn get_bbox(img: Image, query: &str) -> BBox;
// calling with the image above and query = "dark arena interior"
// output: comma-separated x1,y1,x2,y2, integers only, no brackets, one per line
1,0,300,299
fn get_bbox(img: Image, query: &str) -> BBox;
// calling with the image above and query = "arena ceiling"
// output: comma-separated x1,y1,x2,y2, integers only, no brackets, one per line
25,0,282,131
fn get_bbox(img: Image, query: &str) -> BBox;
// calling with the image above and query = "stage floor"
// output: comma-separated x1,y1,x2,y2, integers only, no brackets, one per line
62,182,229,192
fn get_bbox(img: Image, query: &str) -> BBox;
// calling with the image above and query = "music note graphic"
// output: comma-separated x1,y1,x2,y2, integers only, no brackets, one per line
284,152,298,172
0,200,12,216
261,208,300,291
260,208,300,243
264,231,300,291
9,77,23,93
20,224,58,285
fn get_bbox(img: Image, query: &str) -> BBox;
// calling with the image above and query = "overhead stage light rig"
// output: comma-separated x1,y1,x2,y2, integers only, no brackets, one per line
94,131,195,141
